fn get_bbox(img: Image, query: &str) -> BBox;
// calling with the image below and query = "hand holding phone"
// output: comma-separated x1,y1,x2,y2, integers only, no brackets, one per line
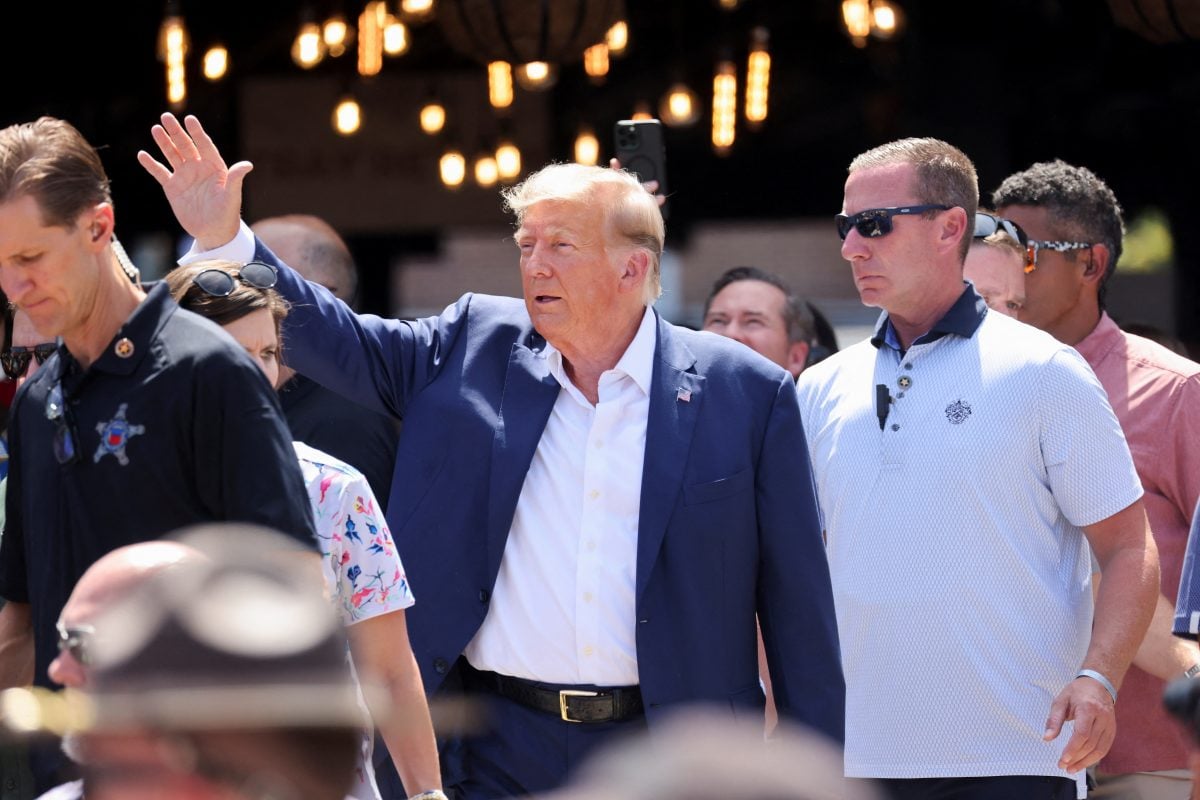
613,119,669,217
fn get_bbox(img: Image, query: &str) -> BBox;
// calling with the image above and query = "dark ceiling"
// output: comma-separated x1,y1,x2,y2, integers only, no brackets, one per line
4,0,1200,332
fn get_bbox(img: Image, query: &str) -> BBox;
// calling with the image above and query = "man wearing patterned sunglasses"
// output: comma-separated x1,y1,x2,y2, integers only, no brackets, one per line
797,138,1158,800
996,161,1200,800
0,117,317,796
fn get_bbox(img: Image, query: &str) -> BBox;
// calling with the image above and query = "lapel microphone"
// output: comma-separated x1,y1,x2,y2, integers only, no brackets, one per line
875,384,892,431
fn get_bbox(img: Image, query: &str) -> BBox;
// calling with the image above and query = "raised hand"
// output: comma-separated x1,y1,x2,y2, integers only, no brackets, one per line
137,113,252,251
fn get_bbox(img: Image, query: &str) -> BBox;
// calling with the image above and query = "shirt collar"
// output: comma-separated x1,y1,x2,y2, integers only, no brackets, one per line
1071,312,1121,365
543,305,657,397
59,281,175,380
871,282,988,352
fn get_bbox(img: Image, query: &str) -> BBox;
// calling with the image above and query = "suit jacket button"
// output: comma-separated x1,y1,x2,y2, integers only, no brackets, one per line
433,657,449,675
479,589,490,603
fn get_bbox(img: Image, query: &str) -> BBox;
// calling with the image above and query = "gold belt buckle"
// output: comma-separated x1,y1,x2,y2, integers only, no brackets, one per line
559,689,599,722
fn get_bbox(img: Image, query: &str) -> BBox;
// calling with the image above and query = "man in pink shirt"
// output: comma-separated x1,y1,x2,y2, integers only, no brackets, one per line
996,160,1200,800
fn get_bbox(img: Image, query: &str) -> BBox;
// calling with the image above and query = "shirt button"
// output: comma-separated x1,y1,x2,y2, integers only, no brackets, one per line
904,362,913,370
433,657,449,675
583,591,593,603
589,489,600,500
891,424,900,432
586,540,597,551
582,645,594,656
594,439,604,449
479,589,490,603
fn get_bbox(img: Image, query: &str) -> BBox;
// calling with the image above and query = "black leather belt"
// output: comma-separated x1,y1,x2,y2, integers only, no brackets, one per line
463,665,644,723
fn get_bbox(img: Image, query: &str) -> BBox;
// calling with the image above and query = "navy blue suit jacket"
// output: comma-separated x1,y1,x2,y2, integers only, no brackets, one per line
261,241,845,743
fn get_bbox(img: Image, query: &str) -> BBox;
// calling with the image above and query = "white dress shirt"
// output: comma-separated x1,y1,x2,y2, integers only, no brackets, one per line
463,306,656,686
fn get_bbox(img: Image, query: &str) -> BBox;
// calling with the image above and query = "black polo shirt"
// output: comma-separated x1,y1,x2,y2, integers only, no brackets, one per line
0,282,315,689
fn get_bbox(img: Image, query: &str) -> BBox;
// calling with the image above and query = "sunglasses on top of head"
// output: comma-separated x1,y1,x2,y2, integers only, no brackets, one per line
191,261,279,298
835,204,953,241
973,212,1036,274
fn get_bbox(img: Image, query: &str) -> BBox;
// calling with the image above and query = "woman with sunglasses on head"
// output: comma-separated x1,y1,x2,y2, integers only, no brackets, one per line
164,259,445,800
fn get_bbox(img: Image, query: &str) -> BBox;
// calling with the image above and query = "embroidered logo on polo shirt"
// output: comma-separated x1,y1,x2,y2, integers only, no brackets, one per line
944,399,972,425
93,403,146,466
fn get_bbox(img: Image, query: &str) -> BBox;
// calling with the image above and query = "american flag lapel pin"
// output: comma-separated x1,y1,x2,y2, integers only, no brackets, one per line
677,387,692,403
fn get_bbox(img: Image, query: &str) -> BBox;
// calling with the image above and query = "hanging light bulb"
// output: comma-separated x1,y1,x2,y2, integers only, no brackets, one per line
488,61,514,108
333,96,362,135
292,21,326,68
842,0,872,46
383,15,409,54
870,0,905,39
515,61,558,90
400,0,435,23
745,27,770,126
716,0,742,9
474,154,500,187
323,15,349,57
440,150,466,188
419,101,446,134
605,20,629,55
574,128,600,166
631,101,654,121
659,83,700,127
358,1,387,76
202,44,228,81
495,140,522,181
158,8,189,110
583,43,609,81
712,60,737,154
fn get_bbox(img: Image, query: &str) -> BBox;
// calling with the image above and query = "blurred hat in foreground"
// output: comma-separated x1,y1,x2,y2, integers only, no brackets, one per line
2,522,372,737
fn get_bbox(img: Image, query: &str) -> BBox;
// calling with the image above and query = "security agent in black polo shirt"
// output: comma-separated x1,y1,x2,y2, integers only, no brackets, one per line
0,116,315,793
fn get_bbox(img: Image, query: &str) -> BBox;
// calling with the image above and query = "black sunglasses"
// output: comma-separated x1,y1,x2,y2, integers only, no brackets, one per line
45,381,81,465
0,343,56,378
56,620,95,666
191,261,279,297
973,212,1036,274
835,204,952,240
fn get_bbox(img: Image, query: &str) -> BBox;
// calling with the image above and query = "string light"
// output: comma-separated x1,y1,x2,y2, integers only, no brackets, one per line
400,0,436,23
383,16,409,55
488,61,514,108
157,9,189,110
292,21,326,68
605,20,629,55
357,1,387,76
496,140,521,181
474,155,499,187
841,0,871,46
516,61,557,90
631,101,654,121
659,83,700,127
202,45,228,81
333,96,362,135
574,128,600,165
870,0,905,39
583,43,609,81
440,150,466,188
712,60,737,153
323,15,349,58
419,101,446,134
745,27,770,126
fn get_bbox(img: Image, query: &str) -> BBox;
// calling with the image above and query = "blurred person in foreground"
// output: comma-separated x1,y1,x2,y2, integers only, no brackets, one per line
796,137,1158,799
164,259,443,800
535,707,883,800
996,160,1200,799
250,214,400,508
0,116,315,793
964,211,1029,319
3,522,365,800
701,266,828,379
140,112,844,798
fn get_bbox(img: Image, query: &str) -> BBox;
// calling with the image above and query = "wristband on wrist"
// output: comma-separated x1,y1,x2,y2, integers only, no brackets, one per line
409,792,448,800
1075,668,1118,703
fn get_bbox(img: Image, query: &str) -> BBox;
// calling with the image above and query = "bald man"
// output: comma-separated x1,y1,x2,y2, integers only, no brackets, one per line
249,215,399,508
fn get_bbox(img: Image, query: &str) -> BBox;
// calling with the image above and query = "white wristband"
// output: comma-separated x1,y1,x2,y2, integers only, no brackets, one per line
1076,668,1118,703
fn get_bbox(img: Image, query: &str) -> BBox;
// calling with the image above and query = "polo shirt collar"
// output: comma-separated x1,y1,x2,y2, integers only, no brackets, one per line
871,282,988,352
58,282,175,379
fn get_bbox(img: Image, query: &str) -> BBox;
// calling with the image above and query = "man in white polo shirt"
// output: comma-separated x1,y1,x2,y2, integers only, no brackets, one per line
796,137,1160,800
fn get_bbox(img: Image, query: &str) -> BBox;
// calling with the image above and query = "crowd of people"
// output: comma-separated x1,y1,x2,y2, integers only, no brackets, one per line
0,109,1196,800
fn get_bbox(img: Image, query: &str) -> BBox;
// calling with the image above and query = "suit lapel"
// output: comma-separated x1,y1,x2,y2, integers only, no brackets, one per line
486,342,560,580
636,316,702,601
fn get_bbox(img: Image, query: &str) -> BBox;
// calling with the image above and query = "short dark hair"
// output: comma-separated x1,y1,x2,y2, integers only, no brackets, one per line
704,266,816,346
0,116,112,228
992,160,1124,307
